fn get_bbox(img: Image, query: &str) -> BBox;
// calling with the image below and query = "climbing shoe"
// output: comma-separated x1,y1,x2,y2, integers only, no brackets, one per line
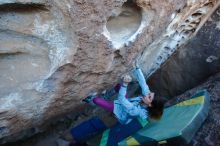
82,92,97,105
82,95,94,103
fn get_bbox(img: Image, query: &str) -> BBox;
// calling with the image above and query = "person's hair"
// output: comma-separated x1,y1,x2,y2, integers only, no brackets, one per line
148,95,167,120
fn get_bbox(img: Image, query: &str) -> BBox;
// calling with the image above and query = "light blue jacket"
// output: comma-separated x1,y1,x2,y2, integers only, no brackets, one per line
113,68,151,124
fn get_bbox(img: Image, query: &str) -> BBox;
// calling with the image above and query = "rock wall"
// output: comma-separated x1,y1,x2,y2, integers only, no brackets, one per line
148,5,220,97
0,0,218,143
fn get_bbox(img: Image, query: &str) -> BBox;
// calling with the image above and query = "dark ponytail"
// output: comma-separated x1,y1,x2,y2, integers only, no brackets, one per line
148,95,167,120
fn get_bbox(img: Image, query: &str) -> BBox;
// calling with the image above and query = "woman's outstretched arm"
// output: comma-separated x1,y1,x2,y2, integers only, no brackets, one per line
133,68,150,96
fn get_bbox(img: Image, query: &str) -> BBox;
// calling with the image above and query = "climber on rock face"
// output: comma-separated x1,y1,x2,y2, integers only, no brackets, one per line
83,61,166,124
